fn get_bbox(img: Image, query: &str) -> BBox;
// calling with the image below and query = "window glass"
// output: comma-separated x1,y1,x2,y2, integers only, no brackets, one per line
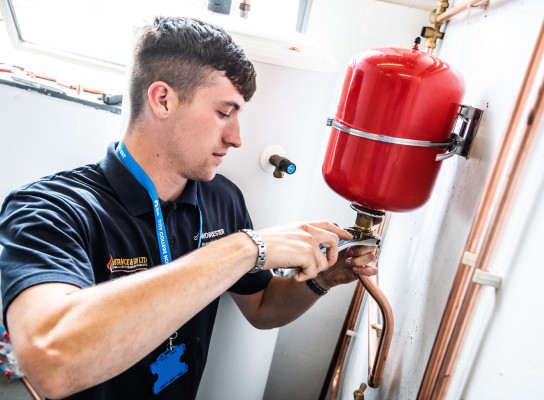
8,0,301,66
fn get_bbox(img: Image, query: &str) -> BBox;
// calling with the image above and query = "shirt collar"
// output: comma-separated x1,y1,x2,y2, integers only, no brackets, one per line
99,142,198,216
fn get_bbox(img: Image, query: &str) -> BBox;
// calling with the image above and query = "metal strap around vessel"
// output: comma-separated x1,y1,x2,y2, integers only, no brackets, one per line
328,118,454,148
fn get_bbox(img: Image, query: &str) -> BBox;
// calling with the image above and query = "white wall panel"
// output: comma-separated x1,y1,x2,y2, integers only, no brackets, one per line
334,1,544,399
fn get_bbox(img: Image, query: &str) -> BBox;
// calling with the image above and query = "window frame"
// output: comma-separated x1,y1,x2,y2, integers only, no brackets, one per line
0,0,313,71
0,0,124,73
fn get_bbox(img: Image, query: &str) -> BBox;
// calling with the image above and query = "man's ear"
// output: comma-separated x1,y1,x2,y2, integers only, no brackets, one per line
147,81,177,119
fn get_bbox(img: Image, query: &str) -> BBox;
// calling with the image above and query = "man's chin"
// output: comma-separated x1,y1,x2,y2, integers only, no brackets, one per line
192,170,216,182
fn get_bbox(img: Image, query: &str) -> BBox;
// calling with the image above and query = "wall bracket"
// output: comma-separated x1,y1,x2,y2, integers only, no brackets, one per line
436,104,483,160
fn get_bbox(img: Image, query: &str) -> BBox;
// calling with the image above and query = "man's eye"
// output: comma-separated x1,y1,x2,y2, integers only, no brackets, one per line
218,111,230,119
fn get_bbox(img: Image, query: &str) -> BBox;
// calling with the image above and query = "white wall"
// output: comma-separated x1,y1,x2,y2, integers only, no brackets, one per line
263,1,430,399
329,1,544,399
0,86,122,201
2,1,542,399
0,86,122,325
198,41,341,399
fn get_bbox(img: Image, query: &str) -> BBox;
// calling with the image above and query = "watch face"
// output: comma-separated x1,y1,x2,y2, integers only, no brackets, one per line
272,267,299,277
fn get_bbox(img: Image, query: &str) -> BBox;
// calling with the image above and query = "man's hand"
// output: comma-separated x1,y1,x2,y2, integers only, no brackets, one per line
313,245,379,290
257,221,352,281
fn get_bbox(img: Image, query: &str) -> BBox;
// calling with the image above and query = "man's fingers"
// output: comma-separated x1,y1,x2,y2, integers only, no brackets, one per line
352,263,379,277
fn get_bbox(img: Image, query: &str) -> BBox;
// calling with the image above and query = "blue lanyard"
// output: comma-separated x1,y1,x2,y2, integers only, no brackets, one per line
116,142,202,265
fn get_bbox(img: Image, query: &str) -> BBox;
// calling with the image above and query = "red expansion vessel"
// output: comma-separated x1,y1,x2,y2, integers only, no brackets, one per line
322,46,465,212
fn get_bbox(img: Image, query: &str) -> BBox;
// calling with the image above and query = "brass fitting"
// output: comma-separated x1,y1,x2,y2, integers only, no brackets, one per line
353,382,367,400
421,0,449,52
239,0,250,18
354,212,375,233
269,154,296,178
420,25,445,50
348,204,385,240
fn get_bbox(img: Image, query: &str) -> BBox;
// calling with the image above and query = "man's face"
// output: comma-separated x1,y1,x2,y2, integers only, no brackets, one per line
166,71,246,182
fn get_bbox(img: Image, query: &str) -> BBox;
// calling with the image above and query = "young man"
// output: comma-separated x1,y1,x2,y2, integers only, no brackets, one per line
0,16,377,399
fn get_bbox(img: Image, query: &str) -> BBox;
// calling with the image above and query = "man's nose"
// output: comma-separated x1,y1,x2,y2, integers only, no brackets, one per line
224,118,242,148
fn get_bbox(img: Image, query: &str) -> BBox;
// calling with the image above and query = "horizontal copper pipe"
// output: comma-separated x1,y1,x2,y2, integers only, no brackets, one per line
418,21,544,400
435,0,489,25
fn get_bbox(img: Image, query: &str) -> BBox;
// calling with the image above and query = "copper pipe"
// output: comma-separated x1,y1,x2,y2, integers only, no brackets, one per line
321,217,391,399
425,0,492,55
418,21,544,400
434,44,544,400
239,0,250,18
363,219,393,389
424,0,449,54
359,274,394,388
435,0,489,25
324,275,394,398
22,376,42,400
367,289,379,379
323,281,367,400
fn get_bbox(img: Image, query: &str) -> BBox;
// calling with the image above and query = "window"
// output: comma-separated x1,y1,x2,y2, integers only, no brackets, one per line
1,0,310,68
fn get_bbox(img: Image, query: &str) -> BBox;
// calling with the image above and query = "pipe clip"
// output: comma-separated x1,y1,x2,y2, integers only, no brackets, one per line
370,323,383,338
463,252,502,288
462,251,478,267
472,269,503,289
436,105,484,161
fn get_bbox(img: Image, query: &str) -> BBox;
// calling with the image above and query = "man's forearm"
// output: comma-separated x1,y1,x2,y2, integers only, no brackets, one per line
242,276,325,329
7,233,256,398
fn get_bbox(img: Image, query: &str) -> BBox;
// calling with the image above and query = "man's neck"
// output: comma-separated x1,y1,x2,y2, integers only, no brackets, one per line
122,134,187,202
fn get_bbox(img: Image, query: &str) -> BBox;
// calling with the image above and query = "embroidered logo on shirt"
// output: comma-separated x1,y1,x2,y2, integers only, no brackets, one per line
199,228,225,240
107,254,149,273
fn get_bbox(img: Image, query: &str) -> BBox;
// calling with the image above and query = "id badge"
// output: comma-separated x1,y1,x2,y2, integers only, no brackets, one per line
149,344,188,395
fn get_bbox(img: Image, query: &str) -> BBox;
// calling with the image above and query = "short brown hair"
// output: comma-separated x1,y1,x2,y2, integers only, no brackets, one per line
128,16,257,125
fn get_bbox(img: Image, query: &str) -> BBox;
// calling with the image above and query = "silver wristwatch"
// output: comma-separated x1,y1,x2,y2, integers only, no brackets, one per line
240,229,266,273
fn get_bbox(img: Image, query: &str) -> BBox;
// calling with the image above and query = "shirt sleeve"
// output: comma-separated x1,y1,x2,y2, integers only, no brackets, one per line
0,188,95,323
228,269,273,295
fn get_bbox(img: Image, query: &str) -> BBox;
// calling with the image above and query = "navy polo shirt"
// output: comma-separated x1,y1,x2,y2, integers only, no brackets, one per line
0,142,272,400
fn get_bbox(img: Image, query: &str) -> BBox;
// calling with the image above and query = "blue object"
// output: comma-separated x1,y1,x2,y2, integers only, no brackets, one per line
149,344,189,394
116,142,203,263
286,164,296,174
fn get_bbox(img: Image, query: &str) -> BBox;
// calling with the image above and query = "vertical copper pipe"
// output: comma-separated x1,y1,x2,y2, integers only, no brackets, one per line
418,21,544,400
367,289,379,377
359,274,394,388
361,218,392,389
434,57,544,399
321,218,391,399
323,281,367,400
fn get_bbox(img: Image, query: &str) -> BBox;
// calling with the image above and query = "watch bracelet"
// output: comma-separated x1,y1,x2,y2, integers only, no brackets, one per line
306,278,329,296
240,229,266,273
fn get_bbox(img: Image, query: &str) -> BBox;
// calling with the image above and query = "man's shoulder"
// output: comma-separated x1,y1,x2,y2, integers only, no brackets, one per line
4,162,110,210
19,162,103,190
